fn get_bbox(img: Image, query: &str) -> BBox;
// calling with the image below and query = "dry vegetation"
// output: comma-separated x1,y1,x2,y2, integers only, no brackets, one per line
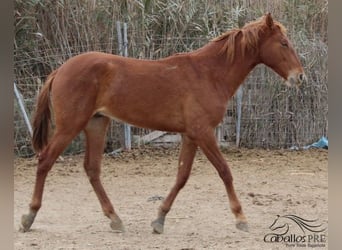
14,0,328,156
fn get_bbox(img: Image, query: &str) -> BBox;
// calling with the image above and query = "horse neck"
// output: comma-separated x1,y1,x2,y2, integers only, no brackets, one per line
192,39,260,101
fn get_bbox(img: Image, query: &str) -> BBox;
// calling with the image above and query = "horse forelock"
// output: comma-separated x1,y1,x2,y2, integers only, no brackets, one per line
211,15,287,62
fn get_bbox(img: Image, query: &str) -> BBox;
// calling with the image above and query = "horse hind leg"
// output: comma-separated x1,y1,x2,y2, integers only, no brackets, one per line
151,135,197,234
21,128,82,232
83,115,124,233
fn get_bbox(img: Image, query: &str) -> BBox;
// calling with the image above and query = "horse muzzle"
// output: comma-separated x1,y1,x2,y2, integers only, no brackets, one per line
285,72,307,88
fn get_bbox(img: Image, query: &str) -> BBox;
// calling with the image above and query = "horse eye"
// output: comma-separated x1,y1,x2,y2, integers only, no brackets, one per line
281,40,288,47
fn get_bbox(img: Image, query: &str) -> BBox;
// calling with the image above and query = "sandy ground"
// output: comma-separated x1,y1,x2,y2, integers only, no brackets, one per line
14,147,328,250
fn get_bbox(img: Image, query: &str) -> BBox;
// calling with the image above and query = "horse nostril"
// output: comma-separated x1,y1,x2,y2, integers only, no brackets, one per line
299,73,305,82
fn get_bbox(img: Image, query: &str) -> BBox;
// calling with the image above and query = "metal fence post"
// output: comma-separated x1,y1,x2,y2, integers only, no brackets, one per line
116,21,131,151
236,86,243,147
116,21,123,56
14,82,33,137
123,22,131,150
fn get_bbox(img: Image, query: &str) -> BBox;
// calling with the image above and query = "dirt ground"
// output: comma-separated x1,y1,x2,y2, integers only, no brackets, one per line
14,147,328,250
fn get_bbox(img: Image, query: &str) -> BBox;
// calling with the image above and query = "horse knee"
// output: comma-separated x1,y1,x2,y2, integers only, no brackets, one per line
84,166,100,181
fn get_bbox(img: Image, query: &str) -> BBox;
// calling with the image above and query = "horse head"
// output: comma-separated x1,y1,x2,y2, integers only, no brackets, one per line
258,13,307,88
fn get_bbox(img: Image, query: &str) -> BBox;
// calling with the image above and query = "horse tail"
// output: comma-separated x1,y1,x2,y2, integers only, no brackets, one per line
32,70,57,153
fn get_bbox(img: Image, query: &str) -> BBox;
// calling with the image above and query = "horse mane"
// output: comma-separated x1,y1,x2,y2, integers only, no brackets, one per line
211,15,287,62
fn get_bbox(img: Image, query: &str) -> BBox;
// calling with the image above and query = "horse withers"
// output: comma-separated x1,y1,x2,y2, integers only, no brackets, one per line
21,13,306,234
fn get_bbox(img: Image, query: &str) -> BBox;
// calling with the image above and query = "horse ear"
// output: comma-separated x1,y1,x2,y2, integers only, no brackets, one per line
265,13,274,28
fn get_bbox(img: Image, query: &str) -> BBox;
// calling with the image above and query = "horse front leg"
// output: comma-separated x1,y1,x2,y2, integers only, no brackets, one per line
196,129,249,232
151,135,197,234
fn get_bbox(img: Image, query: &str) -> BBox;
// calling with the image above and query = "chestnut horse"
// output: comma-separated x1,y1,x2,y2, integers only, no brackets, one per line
21,13,306,234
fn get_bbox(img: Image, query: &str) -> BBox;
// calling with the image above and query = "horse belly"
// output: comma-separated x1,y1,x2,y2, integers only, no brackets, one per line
96,101,185,133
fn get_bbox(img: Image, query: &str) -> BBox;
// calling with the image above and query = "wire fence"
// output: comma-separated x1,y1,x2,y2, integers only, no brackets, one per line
14,34,328,158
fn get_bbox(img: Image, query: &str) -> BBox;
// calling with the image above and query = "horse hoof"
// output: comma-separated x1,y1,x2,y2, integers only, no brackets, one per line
236,221,249,232
110,220,125,233
20,213,36,232
151,219,164,234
